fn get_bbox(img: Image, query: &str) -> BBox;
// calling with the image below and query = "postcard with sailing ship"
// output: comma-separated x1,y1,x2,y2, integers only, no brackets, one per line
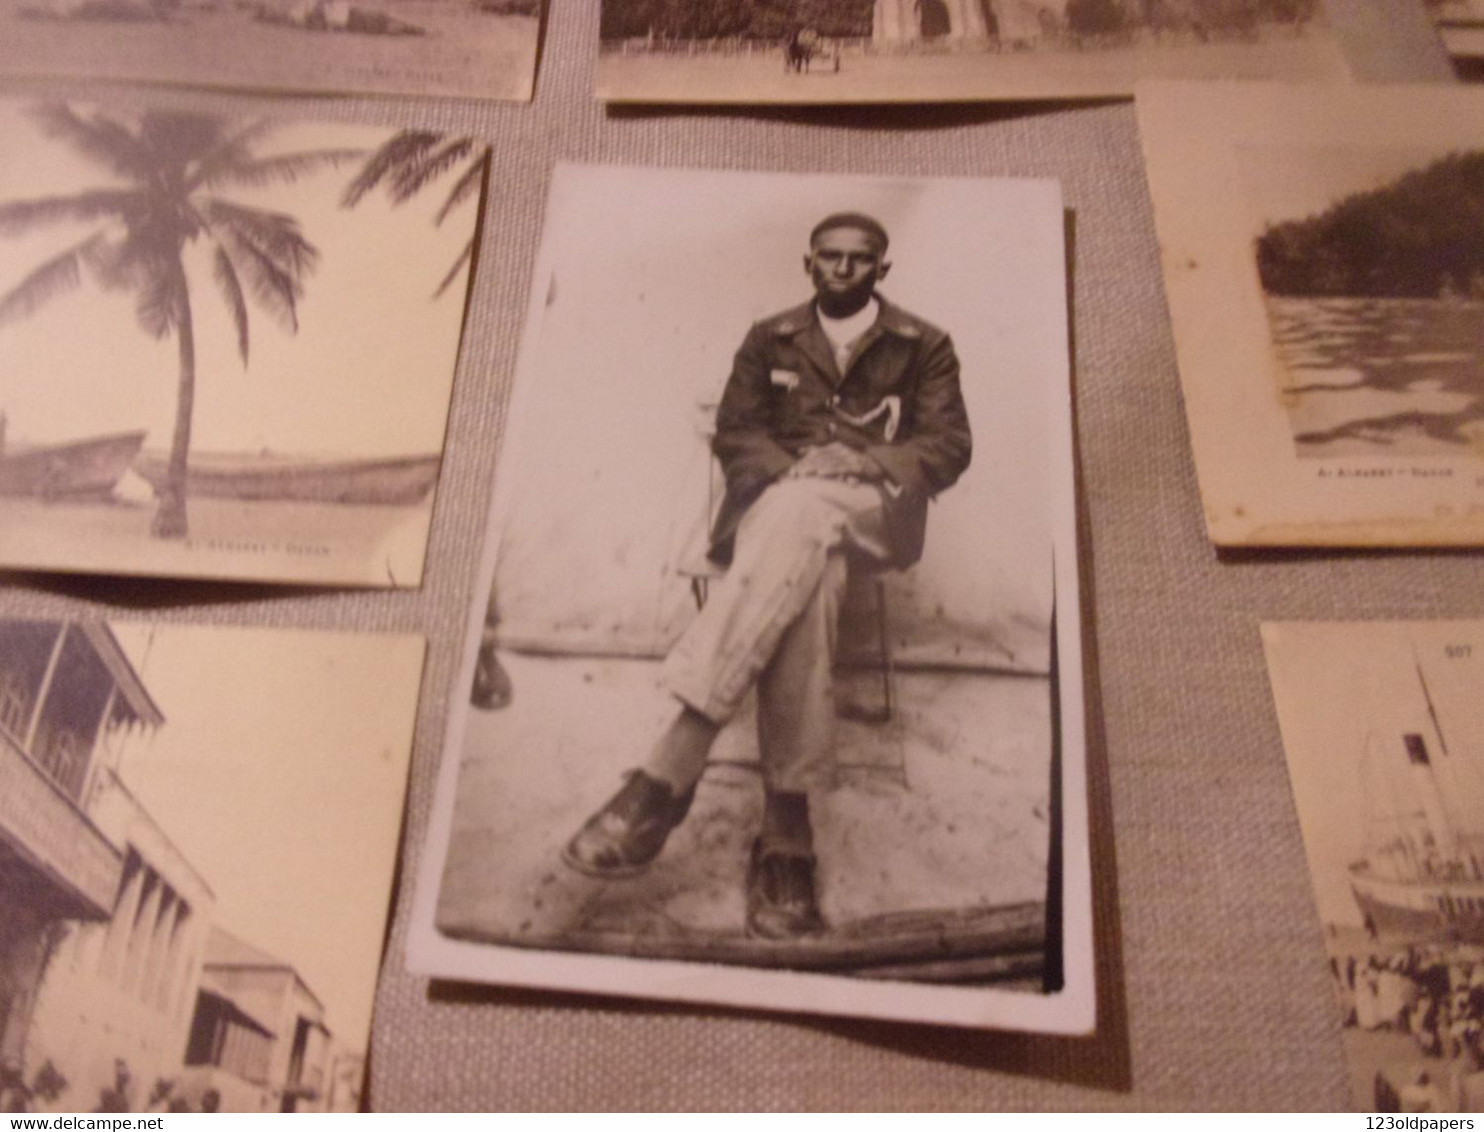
0,618,422,1113
0,99,483,587
1262,620,1484,1113
594,0,1347,104
1137,82,1484,547
407,164,1093,1034
0,0,539,101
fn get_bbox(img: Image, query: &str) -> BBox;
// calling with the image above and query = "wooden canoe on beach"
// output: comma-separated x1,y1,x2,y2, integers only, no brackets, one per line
0,430,147,500
131,450,441,505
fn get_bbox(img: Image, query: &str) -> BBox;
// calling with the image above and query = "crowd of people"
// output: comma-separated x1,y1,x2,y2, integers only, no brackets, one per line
1330,942,1484,1111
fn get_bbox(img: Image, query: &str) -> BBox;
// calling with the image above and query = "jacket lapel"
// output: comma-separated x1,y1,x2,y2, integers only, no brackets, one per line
840,320,887,378
792,318,842,387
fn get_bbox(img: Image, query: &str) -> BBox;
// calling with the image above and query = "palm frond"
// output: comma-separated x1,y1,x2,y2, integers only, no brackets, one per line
187,117,280,191
0,189,140,237
217,227,303,334
435,155,488,227
212,245,250,365
199,148,366,192
133,257,181,340
0,233,106,327
390,137,477,202
91,231,154,294
433,238,475,299
200,200,319,280
29,104,154,182
341,131,443,207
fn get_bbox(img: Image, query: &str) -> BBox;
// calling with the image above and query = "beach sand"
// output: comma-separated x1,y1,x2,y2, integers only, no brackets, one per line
0,1,537,100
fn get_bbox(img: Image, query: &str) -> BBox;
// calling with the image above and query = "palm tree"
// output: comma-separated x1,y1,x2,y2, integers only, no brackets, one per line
0,104,362,537
342,130,488,298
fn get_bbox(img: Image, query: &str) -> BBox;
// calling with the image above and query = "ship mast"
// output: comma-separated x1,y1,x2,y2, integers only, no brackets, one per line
1408,650,1477,881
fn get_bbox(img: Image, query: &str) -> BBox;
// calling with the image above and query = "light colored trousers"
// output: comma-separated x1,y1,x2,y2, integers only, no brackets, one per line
659,476,891,792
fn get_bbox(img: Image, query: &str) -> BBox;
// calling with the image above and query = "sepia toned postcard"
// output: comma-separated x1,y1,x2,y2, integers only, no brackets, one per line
407,164,1094,1034
1262,620,1484,1112
1427,0,1484,81
0,100,483,587
0,618,422,1113
1138,82,1484,547
0,0,538,101
594,0,1348,104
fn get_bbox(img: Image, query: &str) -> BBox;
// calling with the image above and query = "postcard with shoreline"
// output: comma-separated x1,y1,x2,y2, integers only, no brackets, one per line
1137,82,1484,547
407,164,1093,1034
594,0,1347,104
0,99,483,587
0,0,539,101
1262,620,1484,1112
0,618,422,1113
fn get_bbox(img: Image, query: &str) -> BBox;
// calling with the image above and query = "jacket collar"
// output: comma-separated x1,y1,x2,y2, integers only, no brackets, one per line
767,295,922,340
769,295,919,386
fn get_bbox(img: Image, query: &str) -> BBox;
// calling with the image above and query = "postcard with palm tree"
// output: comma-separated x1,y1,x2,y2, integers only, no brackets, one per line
0,100,485,587
1137,81,1484,547
0,0,539,101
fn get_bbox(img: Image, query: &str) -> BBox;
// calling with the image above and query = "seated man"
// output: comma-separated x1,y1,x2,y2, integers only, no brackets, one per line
562,211,973,940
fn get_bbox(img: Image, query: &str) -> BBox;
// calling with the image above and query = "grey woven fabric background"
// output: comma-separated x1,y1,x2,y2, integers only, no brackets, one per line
0,0,1475,1109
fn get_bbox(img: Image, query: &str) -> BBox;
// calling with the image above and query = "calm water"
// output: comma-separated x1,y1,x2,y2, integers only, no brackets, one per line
1265,295,1484,458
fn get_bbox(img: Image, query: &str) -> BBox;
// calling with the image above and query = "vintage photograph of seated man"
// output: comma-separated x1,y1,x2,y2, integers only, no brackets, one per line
594,0,1347,104
410,166,1091,1033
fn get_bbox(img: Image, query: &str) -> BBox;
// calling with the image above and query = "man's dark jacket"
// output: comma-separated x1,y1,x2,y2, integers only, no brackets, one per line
708,295,972,570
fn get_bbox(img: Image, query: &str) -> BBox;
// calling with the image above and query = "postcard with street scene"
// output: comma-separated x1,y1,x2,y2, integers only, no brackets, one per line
1426,0,1484,81
1262,620,1484,1113
0,0,538,101
0,100,484,587
594,0,1347,104
407,164,1093,1033
0,618,422,1113
1137,81,1484,548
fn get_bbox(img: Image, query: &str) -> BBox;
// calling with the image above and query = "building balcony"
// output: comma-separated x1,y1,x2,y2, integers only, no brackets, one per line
0,730,121,919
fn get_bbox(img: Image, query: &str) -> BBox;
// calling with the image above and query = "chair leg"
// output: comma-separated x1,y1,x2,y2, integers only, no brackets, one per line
874,576,894,723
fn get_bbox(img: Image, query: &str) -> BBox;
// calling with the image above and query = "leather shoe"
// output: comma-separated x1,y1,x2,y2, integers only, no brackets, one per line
745,839,824,940
561,770,695,878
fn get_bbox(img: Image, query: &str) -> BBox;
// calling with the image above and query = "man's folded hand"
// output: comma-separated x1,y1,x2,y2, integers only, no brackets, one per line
788,442,881,481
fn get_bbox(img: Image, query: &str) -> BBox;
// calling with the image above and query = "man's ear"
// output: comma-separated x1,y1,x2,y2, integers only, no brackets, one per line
803,253,813,276
878,260,892,282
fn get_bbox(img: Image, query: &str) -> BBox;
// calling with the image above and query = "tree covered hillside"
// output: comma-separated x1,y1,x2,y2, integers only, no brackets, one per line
1256,151,1484,299
600,0,874,40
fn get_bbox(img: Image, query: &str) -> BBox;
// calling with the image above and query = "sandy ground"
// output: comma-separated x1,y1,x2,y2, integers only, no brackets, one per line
435,652,1051,975
596,33,1347,103
0,2,537,100
0,490,433,586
